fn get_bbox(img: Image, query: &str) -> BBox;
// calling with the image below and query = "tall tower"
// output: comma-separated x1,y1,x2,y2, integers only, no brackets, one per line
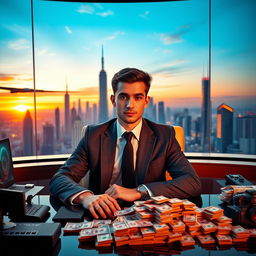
158,101,166,124
216,103,233,153
23,110,33,156
201,77,211,152
64,79,71,145
41,122,54,155
98,46,108,123
55,107,60,142
78,98,82,120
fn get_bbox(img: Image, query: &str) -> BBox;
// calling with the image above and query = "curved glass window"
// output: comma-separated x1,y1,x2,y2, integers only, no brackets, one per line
0,0,255,157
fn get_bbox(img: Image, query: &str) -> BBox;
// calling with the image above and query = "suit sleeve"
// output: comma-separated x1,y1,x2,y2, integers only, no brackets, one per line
49,126,91,203
145,126,201,199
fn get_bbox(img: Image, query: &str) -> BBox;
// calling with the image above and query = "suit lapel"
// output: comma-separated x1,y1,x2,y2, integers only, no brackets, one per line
136,119,157,185
100,121,117,193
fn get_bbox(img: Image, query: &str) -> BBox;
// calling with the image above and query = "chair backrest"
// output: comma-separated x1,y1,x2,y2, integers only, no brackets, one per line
173,126,185,152
79,124,185,185
166,126,185,181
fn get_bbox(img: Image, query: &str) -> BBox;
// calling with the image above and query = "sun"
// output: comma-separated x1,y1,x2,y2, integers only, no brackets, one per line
13,104,30,112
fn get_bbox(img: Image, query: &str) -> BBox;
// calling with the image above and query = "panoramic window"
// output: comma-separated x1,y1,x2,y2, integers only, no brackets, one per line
0,0,255,157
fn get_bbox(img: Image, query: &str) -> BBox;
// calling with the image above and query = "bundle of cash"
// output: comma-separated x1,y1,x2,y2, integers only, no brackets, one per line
219,185,256,203
197,234,216,245
212,216,232,235
92,219,112,227
203,206,224,220
248,229,256,238
180,234,196,246
78,225,110,242
151,195,170,204
114,206,134,217
231,225,250,243
170,220,186,233
201,222,217,234
215,234,233,245
64,222,93,233
95,233,113,248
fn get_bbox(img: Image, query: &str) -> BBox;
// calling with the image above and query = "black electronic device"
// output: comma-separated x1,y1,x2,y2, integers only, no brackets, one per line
0,188,50,222
222,189,256,227
0,138,44,196
0,222,61,248
52,205,85,223
225,174,253,186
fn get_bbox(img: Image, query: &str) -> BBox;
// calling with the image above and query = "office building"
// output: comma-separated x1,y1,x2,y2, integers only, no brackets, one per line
71,102,77,127
72,117,84,150
78,98,82,120
92,103,97,124
236,114,256,154
23,110,33,156
98,46,108,123
183,115,192,137
158,101,166,124
64,81,71,145
85,101,91,124
216,103,234,153
55,107,60,142
41,122,54,155
201,77,211,152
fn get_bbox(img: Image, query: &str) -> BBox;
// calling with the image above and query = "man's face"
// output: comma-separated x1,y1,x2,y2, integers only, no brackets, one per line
110,82,150,127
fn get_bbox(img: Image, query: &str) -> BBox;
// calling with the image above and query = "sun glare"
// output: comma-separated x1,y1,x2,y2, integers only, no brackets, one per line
13,104,30,112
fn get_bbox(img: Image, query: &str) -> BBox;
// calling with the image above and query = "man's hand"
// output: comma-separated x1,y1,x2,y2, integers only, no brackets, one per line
81,194,121,219
105,184,141,202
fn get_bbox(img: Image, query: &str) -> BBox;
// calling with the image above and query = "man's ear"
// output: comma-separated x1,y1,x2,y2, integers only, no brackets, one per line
110,95,116,107
145,96,150,108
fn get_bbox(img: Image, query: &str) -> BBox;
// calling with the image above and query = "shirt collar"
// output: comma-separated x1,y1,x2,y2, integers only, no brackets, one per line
116,119,142,141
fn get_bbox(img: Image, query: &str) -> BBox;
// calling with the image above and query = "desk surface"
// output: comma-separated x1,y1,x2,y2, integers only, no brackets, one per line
27,194,256,256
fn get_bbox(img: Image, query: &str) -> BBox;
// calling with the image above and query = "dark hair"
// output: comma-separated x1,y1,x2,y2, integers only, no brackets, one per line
111,68,152,95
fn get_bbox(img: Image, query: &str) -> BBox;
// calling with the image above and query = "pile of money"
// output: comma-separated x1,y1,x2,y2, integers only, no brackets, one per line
62,195,256,250
231,225,250,243
95,233,113,248
219,185,256,203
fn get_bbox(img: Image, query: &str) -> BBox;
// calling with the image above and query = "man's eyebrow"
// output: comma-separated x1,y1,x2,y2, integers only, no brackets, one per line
118,92,145,97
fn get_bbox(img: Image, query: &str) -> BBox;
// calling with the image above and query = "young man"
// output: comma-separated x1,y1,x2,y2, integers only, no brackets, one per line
50,68,201,219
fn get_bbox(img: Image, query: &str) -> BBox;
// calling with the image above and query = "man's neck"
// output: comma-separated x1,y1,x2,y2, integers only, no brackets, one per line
117,118,142,131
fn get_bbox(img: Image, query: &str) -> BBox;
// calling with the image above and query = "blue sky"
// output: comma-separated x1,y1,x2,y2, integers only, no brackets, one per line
0,0,255,109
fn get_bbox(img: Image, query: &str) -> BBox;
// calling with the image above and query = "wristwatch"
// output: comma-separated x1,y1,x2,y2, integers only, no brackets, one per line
136,185,150,200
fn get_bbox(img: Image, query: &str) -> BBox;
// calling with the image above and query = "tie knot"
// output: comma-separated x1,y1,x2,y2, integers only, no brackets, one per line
123,132,134,142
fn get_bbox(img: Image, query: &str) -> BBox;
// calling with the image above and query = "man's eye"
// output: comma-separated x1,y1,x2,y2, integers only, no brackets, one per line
135,96,143,100
119,95,126,100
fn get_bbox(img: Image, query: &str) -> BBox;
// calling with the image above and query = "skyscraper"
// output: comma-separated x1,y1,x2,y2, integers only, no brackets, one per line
72,116,84,151
55,107,60,142
216,103,233,153
41,122,54,155
23,110,33,156
236,114,256,154
64,80,71,145
98,46,108,123
158,101,166,124
93,103,97,124
78,98,82,120
71,102,77,127
201,77,211,152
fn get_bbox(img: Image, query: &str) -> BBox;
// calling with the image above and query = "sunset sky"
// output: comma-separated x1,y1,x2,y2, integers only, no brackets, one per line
0,0,255,112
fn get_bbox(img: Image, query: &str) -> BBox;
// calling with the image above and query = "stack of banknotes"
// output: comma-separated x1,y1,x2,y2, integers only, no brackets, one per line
219,185,256,203
63,195,256,248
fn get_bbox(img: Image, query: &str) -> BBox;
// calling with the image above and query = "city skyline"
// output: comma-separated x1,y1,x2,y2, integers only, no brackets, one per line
0,0,255,110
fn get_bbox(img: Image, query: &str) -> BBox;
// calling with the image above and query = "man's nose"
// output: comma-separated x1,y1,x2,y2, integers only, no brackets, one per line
126,98,134,108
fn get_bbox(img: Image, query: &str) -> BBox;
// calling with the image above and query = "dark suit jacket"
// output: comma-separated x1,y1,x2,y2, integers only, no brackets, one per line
49,118,201,203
